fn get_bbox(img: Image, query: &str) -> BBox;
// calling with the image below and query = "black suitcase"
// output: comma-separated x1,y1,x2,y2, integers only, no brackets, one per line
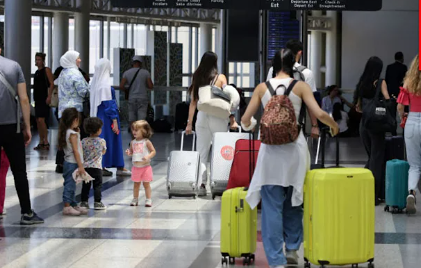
175,102,189,131
385,136,405,161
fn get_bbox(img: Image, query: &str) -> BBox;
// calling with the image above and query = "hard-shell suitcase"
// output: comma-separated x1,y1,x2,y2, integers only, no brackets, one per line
304,128,375,268
210,130,248,199
385,159,409,213
167,131,200,199
385,135,405,161
226,139,261,190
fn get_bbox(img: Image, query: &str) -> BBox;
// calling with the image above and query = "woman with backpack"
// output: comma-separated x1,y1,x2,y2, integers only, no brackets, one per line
356,56,391,206
241,49,339,268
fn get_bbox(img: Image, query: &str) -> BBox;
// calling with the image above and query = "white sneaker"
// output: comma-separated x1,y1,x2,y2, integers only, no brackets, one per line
286,250,299,264
130,198,139,206
73,206,89,215
94,202,107,210
406,194,416,214
117,169,132,176
145,199,152,207
63,206,81,216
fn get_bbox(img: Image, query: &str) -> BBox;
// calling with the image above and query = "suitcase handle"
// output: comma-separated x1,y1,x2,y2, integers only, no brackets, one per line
181,131,196,152
311,127,340,168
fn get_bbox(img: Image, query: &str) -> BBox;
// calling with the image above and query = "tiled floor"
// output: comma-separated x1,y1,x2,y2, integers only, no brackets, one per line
0,130,420,268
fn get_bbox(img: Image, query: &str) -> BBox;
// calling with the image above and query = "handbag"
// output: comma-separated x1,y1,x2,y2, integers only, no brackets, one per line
197,75,236,119
50,86,59,107
362,79,397,133
83,92,90,118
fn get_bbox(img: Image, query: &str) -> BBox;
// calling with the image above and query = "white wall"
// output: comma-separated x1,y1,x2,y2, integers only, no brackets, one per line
341,0,418,89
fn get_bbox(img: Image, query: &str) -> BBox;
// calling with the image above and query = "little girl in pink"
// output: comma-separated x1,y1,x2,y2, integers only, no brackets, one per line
126,120,156,207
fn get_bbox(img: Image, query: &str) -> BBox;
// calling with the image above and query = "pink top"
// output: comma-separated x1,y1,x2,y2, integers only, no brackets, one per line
397,87,421,113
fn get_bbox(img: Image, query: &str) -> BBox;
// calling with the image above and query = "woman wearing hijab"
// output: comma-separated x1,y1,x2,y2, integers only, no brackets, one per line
90,59,130,176
55,51,89,173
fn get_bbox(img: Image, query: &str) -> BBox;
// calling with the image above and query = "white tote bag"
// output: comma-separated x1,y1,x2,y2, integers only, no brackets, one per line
197,75,240,119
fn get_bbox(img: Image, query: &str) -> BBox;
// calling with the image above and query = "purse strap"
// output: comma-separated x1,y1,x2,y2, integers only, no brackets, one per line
211,74,219,86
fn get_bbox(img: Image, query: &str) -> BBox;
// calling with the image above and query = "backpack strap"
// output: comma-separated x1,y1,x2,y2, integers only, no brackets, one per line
295,65,307,72
265,81,276,96
284,80,298,96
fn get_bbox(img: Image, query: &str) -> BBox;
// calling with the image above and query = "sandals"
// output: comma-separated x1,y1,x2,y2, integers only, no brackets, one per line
34,143,50,151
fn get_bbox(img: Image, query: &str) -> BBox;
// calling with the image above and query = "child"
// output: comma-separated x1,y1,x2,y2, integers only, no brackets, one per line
80,117,107,210
58,108,88,216
126,120,156,207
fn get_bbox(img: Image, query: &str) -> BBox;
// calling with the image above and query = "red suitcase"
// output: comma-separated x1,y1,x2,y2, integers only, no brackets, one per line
226,138,261,190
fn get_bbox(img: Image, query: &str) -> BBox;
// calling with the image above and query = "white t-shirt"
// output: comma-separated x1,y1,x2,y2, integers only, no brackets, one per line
266,62,317,92
337,111,349,133
131,139,151,167
64,129,84,164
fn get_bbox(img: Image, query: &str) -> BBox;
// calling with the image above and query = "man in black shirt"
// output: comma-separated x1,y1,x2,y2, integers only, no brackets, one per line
385,52,407,99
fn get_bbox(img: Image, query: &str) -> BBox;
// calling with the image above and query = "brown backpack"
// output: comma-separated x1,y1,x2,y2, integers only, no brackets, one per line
260,80,306,145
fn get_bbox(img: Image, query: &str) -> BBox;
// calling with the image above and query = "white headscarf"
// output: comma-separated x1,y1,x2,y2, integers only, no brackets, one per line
90,58,112,117
60,51,80,69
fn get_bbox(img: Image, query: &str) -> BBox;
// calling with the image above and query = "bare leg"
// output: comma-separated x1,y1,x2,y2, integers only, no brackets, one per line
133,182,141,199
36,118,46,144
143,182,151,199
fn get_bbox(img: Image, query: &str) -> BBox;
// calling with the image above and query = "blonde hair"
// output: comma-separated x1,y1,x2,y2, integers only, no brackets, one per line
404,55,421,95
132,120,153,139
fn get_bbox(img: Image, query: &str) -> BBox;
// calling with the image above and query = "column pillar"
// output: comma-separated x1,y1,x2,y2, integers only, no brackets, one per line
106,17,111,59
199,23,213,57
309,11,322,89
123,23,128,48
326,11,338,86
5,0,32,95
53,12,69,70
75,0,90,72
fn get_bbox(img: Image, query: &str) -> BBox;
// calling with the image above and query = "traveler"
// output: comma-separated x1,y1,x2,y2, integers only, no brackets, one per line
241,49,338,268
356,56,391,206
397,54,421,214
120,56,154,128
185,51,237,196
267,39,319,138
322,85,353,114
33,52,54,151
90,58,130,177
0,50,44,224
386,52,408,98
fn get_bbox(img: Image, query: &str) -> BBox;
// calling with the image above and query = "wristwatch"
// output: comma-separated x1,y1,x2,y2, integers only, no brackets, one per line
312,124,318,128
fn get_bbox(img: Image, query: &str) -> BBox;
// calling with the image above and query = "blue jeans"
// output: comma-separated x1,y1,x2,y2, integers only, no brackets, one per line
63,161,78,206
261,185,303,266
405,112,421,191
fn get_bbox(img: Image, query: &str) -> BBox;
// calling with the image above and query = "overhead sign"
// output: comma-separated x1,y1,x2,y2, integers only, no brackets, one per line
111,0,382,11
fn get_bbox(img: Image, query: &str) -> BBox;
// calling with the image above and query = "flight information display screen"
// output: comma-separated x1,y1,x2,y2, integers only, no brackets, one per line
111,0,382,11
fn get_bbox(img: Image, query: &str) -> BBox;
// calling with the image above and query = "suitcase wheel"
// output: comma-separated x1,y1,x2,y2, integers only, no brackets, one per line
242,256,251,266
250,254,255,262
221,257,228,266
304,262,311,268
384,205,389,212
368,263,374,268
193,195,197,199
229,257,235,265
168,195,172,199
351,264,358,268
212,194,216,200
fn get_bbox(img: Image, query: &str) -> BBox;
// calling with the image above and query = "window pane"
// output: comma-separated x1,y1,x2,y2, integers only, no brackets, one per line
134,24,147,55
44,17,50,67
89,20,101,74
31,16,41,74
178,26,190,74
69,19,75,50
109,21,121,74
104,21,109,59
127,24,133,48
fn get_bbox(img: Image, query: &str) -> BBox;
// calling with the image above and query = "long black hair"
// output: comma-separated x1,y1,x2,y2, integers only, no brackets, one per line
332,102,342,121
189,51,218,101
357,56,383,97
271,49,295,78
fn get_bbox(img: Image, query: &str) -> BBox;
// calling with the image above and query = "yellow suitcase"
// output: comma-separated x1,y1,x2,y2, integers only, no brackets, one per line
303,168,375,268
220,187,257,266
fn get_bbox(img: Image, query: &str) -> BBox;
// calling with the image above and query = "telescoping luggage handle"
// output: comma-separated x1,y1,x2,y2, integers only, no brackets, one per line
313,126,340,168
243,131,256,191
181,131,196,151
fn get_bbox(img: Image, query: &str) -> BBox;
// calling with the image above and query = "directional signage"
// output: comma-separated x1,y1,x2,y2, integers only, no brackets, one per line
111,0,382,11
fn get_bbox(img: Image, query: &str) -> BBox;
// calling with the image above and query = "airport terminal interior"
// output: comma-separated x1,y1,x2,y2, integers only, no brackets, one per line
0,0,420,267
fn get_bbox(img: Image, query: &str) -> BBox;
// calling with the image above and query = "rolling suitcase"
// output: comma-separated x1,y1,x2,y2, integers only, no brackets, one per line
385,135,405,161
384,159,409,213
210,130,248,199
220,135,257,266
167,131,200,199
304,129,375,268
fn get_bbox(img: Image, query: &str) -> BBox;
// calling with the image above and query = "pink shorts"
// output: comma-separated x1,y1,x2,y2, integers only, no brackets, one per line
131,166,153,182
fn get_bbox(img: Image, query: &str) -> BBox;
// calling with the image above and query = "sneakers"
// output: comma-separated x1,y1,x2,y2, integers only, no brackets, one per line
102,169,113,177
63,206,81,216
20,210,44,225
130,198,139,206
198,184,207,197
145,199,152,207
80,201,90,209
94,202,107,210
117,169,132,176
286,250,299,264
406,191,417,214
73,206,89,215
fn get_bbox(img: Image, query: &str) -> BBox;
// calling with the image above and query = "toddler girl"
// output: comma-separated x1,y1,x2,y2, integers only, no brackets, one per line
126,120,156,207
58,108,88,216
80,117,107,210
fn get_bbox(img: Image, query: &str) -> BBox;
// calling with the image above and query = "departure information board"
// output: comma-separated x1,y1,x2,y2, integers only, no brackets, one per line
111,0,382,11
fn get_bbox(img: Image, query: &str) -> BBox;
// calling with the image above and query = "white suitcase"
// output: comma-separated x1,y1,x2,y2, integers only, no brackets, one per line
167,131,200,199
210,130,249,199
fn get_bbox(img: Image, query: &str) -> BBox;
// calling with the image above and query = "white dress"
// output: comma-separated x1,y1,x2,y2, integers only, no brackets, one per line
246,78,311,209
